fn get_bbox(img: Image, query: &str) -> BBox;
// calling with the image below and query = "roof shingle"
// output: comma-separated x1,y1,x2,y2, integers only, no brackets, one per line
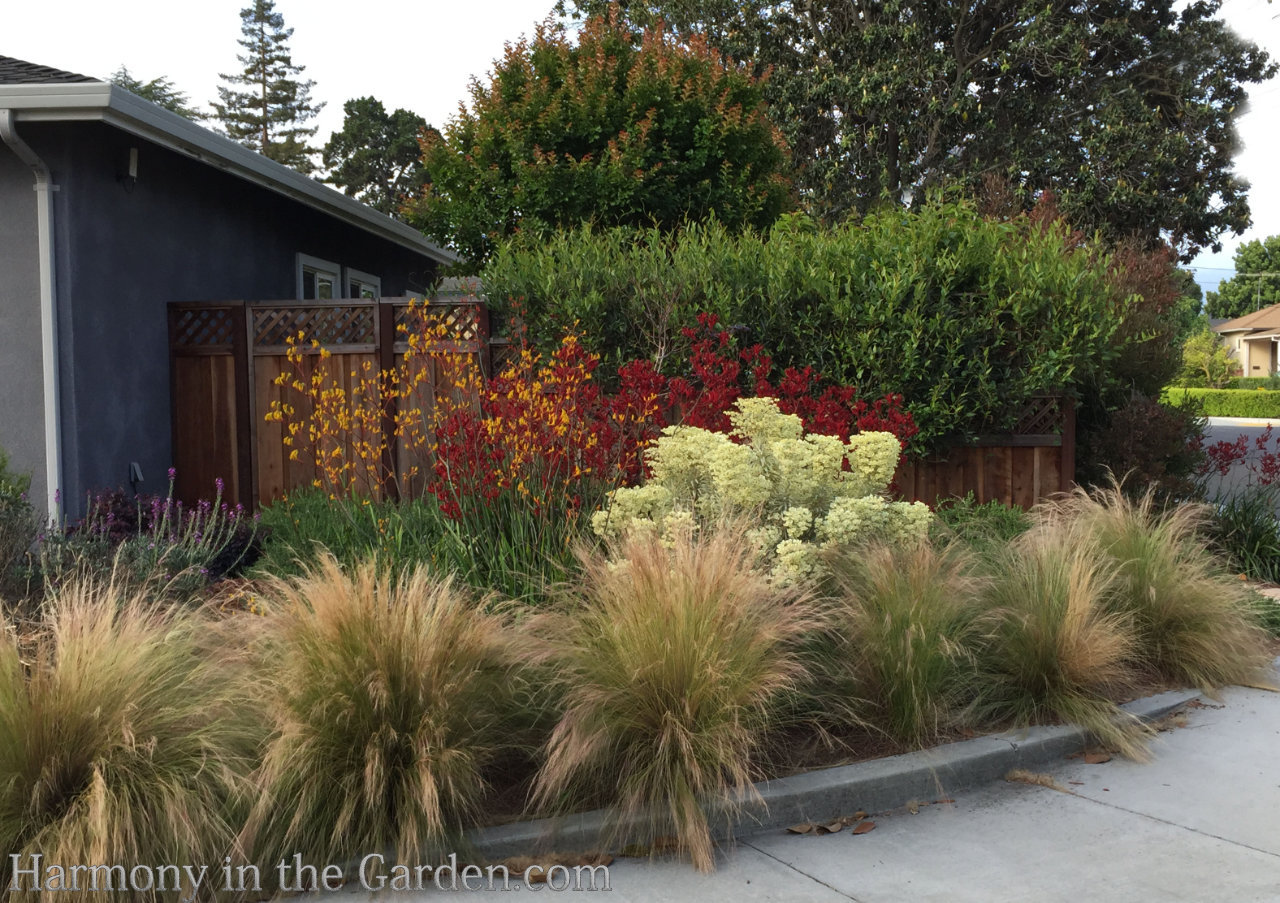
1214,302,1280,333
0,55,98,85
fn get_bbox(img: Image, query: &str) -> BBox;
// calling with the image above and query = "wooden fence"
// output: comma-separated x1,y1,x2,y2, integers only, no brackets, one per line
168,296,490,508
170,301,1073,510
894,396,1075,508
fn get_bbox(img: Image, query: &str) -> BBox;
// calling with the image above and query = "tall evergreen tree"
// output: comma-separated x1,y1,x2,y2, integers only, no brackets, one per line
212,0,324,174
109,66,204,120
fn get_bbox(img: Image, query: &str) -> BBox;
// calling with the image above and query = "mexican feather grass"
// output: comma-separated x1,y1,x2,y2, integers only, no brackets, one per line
525,526,824,871
1036,481,1273,692
0,577,257,903
242,556,520,869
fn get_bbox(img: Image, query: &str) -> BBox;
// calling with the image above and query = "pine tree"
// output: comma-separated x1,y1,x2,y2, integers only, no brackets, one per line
212,0,324,174
109,66,204,120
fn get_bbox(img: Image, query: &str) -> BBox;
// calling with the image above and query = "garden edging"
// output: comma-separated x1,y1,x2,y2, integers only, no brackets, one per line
466,688,1199,861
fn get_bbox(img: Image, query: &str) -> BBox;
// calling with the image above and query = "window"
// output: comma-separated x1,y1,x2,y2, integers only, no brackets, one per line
346,267,381,300
296,254,383,300
297,254,340,300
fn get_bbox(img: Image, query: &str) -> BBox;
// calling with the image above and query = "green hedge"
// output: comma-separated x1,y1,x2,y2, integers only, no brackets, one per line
1232,377,1280,390
483,200,1134,452
1161,387,1280,418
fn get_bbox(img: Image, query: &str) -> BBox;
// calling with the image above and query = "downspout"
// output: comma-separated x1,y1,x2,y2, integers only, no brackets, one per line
0,109,63,521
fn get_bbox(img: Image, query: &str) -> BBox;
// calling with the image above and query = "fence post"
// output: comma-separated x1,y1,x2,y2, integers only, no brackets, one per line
377,300,400,501
232,302,256,508
476,299,493,380
1060,395,1076,491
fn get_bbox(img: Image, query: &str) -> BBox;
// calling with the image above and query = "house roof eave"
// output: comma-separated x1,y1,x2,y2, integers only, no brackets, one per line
0,82,458,265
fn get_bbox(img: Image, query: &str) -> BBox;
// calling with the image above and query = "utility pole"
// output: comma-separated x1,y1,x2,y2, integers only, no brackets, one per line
1238,272,1280,311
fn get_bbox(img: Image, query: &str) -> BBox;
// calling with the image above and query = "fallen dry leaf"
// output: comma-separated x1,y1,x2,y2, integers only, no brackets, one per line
787,823,814,835
822,821,845,834
1153,713,1188,732
502,852,614,879
1005,769,1066,792
1082,751,1112,765
851,821,877,835
906,801,920,814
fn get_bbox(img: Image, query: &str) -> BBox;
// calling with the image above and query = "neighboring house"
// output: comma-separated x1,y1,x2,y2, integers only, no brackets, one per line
1212,303,1280,379
0,56,454,517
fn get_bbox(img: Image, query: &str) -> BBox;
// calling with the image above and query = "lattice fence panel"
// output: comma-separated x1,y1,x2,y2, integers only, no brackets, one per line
1013,396,1065,435
394,302,483,351
253,306,376,348
171,307,236,349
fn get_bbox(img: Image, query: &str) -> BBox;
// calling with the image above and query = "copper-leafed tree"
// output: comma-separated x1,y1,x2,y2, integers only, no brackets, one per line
409,8,793,268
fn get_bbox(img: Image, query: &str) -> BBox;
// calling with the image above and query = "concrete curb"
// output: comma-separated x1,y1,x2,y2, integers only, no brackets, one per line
465,688,1200,860
1206,416,1280,427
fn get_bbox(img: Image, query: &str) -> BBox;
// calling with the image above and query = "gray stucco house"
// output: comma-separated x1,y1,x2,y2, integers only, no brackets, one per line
0,56,453,517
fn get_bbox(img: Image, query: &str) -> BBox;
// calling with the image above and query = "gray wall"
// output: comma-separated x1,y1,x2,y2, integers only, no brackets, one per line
0,145,47,509
15,121,440,514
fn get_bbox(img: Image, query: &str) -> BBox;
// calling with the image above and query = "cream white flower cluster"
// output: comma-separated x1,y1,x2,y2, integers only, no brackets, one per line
592,397,932,582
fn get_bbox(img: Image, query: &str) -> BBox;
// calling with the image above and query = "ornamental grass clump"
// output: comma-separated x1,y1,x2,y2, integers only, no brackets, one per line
243,556,521,868
977,529,1151,760
0,578,257,903
593,396,932,582
1040,482,1273,692
823,541,985,748
527,525,823,871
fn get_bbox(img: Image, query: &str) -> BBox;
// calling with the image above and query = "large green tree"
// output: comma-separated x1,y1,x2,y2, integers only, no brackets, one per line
408,10,793,267
563,0,1275,260
322,98,435,217
109,66,204,120
211,0,324,174
1206,235,1280,320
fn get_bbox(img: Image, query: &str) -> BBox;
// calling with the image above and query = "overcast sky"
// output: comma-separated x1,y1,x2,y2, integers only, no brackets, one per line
4,0,1277,292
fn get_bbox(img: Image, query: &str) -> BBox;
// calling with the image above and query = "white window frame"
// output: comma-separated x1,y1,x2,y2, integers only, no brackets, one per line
345,267,382,300
296,253,341,300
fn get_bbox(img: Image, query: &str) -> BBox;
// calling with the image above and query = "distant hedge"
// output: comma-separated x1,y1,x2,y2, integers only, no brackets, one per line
1232,377,1280,390
1161,388,1280,418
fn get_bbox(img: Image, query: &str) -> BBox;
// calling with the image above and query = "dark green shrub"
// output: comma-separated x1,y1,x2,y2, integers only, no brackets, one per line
483,200,1130,451
1077,395,1207,502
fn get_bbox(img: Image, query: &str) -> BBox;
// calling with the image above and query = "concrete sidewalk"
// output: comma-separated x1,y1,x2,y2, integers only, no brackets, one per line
360,669,1280,901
